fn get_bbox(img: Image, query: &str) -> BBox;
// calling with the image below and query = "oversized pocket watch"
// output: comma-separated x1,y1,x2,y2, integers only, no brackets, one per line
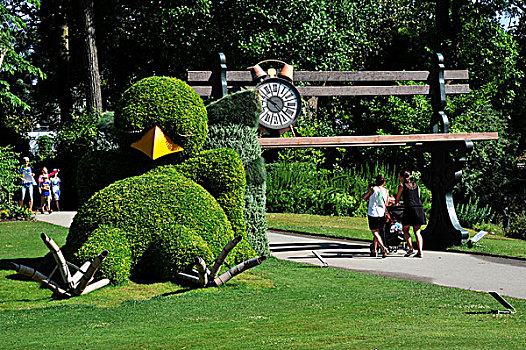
251,60,302,132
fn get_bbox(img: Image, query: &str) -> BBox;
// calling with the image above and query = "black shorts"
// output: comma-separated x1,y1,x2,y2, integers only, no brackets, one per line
368,215,385,230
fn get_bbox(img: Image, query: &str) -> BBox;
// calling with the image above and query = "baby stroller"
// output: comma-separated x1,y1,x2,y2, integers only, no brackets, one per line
370,205,406,254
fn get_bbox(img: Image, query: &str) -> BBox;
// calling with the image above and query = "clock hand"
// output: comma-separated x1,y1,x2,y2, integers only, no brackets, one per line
267,99,280,108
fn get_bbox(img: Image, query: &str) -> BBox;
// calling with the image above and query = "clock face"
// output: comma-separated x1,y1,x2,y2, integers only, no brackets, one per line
256,78,302,130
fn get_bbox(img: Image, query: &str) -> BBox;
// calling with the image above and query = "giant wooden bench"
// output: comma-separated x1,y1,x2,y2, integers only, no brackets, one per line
187,53,498,249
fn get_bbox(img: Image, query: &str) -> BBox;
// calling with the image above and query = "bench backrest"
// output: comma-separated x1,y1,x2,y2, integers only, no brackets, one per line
187,53,469,136
187,69,469,98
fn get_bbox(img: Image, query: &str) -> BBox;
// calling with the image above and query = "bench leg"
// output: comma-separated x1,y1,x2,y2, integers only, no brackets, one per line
420,140,473,249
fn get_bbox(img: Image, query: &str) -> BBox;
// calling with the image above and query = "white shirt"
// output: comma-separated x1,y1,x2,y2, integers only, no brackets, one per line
367,186,388,217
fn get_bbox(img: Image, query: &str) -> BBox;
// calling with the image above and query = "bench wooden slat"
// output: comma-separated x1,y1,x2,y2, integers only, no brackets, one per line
187,70,469,83
297,84,470,96
259,132,498,148
190,84,470,97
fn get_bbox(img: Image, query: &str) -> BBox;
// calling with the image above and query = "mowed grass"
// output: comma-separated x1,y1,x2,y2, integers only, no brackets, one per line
1,221,525,349
267,213,373,241
267,213,526,259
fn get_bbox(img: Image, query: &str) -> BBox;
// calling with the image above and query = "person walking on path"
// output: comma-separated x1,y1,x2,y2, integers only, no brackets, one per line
39,174,52,214
38,167,58,212
18,157,36,210
50,169,61,211
395,170,426,258
362,174,389,258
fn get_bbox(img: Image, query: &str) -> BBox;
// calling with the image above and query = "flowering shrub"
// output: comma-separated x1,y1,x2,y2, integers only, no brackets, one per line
0,146,33,221
0,206,34,221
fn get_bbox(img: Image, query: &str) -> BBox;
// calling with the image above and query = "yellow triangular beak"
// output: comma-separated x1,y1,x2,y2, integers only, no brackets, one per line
131,125,183,160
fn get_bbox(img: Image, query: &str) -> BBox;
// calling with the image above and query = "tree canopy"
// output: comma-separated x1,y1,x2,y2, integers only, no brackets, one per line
0,0,524,214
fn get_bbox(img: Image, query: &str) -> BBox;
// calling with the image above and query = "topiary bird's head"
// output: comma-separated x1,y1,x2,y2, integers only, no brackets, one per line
114,76,207,161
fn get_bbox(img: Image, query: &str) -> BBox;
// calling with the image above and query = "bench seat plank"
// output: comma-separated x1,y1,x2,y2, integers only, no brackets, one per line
259,132,498,148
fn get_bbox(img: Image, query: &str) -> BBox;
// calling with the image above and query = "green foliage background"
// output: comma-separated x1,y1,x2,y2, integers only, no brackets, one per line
1,0,525,234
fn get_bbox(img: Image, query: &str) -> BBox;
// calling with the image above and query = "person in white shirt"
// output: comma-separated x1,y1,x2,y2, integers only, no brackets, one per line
362,174,389,258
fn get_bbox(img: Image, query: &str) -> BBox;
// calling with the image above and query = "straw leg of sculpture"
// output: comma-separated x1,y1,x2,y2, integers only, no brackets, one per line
176,235,266,288
209,235,242,279
10,233,110,298
194,256,209,287
212,256,267,287
40,233,74,289
10,263,72,297
74,250,109,295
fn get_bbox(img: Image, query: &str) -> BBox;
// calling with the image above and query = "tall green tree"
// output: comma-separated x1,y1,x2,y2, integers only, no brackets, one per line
0,0,44,111
0,0,44,153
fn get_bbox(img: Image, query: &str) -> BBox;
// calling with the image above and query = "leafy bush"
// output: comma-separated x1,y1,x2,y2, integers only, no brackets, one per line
114,76,207,158
65,164,255,284
0,206,33,221
35,135,54,162
456,197,493,229
0,146,33,220
162,148,254,259
56,110,101,159
266,162,430,217
507,210,526,240
95,111,119,151
206,89,260,127
204,90,269,256
0,146,20,208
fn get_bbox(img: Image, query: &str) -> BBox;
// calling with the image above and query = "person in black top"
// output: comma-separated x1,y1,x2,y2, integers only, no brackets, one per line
395,170,426,258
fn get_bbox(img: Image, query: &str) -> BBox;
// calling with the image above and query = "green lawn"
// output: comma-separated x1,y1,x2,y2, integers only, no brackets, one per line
267,213,526,259
1,221,525,349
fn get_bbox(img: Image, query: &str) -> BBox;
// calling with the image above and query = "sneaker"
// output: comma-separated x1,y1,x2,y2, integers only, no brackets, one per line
404,250,415,257
49,209,53,214
414,252,423,258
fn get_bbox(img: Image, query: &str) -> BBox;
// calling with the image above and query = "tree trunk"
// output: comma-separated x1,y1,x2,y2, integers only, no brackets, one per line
435,0,452,54
0,48,7,70
79,0,102,114
57,21,73,123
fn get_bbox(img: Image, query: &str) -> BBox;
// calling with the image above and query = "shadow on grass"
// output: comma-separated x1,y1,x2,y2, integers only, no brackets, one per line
270,241,379,259
0,257,48,271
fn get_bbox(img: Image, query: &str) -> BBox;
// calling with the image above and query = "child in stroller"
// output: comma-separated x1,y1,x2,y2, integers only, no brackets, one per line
370,205,406,254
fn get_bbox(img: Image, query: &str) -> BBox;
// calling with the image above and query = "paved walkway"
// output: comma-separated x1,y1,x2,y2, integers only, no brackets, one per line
269,231,526,300
35,212,526,299
35,211,77,228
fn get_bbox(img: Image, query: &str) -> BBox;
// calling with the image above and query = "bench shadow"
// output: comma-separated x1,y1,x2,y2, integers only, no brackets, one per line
270,240,376,259
270,242,367,253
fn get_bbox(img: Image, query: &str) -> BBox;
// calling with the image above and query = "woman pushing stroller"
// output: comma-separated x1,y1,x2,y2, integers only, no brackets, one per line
362,174,389,258
395,170,427,258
